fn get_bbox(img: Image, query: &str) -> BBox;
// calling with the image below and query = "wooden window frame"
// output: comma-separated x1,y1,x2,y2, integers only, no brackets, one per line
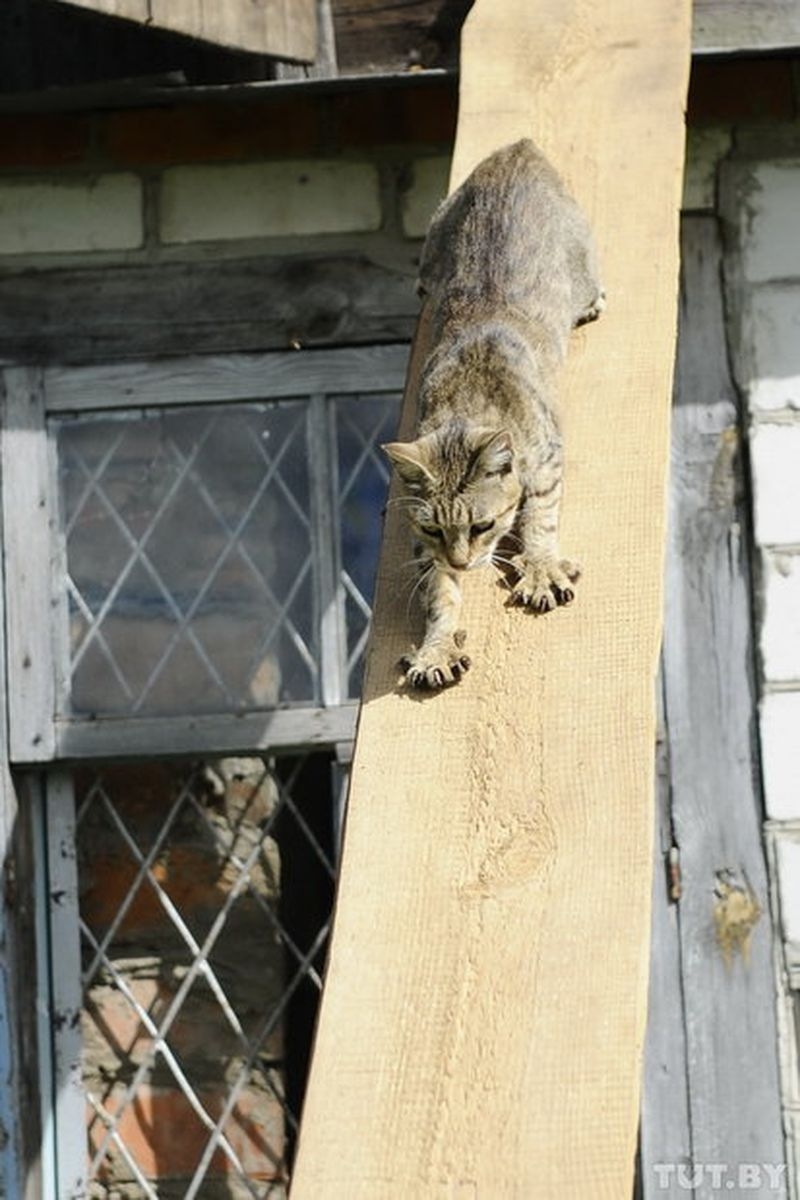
1,344,408,767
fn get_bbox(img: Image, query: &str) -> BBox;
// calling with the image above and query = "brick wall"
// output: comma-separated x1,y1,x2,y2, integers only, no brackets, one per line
0,85,455,277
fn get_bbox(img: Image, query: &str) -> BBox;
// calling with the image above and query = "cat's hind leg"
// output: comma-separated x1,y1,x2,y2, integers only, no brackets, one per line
575,288,606,327
568,232,606,328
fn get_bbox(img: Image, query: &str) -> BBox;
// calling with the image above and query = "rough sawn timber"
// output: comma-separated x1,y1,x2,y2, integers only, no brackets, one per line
51,0,316,60
291,0,691,1195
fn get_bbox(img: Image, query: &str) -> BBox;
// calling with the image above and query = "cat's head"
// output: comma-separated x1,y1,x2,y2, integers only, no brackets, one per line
382,422,522,571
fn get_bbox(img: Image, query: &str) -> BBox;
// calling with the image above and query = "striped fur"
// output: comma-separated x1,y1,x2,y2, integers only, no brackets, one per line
383,139,604,690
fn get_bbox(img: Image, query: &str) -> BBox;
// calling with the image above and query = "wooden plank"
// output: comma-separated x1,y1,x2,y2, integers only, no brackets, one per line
693,0,800,54
291,0,690,1195
275,0,338,80
0,256,417,367
43,344,409,412
0,395,23,1197
45,773,86,1200
56,0,148,18
49,704,359,764
640,678,692,1200
1,369,57,762
657,216,786,1198
53,0,317,61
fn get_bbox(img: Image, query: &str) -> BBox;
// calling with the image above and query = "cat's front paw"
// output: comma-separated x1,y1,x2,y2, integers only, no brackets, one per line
509,558,581,614
399,636,471,690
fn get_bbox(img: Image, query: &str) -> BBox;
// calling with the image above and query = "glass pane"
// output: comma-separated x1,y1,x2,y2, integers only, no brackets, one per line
334,393,401,697
56,404,319,715
75,755,336,1197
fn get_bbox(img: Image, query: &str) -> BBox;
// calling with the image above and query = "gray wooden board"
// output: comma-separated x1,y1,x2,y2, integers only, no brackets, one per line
44,772,85,1200
0,255,418,367
50,703,359,764
693,0,800,54
0,383,23,1194
1,369,57,762
43,343,409,412
640,677,692,1199
53,0,316,61
656,216,786,1197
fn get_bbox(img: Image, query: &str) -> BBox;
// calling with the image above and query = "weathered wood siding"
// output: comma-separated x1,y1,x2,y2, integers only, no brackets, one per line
0,256,417,366
641,216,786,1198
53,0,317,61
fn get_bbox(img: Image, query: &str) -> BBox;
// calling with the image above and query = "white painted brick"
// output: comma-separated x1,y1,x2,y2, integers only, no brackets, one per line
774,835,800,957
0,174,142,255
401,156,450,238
682,126,731,211
750,423,800,545
761,552,800,682
761,691,800,820
734,160,800,283
744,285,800,413
160,160,381,243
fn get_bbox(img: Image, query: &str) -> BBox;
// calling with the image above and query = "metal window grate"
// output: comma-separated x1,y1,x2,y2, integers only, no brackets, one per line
73,754,338,1198
58,404,319,716
333,394,399,696
55,392,400,721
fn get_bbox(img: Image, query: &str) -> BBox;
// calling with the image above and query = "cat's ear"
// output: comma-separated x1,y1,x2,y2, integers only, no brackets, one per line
469,429,514,479
381,440,435,491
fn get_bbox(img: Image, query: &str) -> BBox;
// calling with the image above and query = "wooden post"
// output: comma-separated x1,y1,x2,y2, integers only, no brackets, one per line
291,1,691,1194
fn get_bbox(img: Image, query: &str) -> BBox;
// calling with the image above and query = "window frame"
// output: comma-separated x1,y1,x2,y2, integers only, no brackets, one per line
1,344,409,766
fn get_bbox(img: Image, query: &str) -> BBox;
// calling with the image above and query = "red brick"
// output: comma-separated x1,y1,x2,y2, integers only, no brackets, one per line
103,99,320,167
0,114,92,168
329,84,457,149
88,1083,285,1183
81,845,233,936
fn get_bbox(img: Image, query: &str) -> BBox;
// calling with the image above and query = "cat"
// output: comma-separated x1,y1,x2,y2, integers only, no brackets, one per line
383,138,604,690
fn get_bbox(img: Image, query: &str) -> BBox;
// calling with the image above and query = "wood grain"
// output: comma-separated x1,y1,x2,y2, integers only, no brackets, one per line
0,255,417,367
291,0,691,1194
644,217,786,1199
52,0,316,61
693,0,800,54
1,369,57,762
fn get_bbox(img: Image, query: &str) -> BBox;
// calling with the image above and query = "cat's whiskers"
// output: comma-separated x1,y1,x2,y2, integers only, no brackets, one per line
491,551,523,580
385,496,423,510
405,559,434,617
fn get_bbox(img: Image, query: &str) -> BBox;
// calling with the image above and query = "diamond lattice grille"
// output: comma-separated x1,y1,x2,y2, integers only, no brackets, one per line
76,756,336,1198
56,391,402,718
57,404,319,716
334,393,400,696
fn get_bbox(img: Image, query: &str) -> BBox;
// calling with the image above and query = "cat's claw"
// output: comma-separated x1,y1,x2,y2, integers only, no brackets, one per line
509,558,581,613
399,643,471,690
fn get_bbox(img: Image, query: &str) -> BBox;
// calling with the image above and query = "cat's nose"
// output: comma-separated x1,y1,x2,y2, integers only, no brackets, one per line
447,549,469,569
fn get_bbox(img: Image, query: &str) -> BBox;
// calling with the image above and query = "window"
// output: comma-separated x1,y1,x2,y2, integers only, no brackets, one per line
3,344,407,1197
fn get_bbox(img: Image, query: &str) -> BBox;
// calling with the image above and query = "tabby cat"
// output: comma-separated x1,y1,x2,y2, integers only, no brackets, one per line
383,138,604,689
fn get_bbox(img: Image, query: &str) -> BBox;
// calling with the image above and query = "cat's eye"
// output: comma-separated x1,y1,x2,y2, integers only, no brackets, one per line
470,519,495,537
420,524,443,538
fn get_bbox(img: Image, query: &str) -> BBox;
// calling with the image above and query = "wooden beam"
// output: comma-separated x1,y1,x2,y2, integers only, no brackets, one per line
0,255,417,366
693,0,800,54
291,0,690,1194
52,0,317,61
